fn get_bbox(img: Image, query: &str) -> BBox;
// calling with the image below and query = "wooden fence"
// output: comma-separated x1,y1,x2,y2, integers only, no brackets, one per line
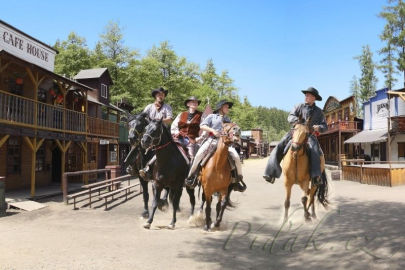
341,159,405,187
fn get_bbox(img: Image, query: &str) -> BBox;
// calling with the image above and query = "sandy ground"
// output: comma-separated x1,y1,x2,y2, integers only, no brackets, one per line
1,158,405,270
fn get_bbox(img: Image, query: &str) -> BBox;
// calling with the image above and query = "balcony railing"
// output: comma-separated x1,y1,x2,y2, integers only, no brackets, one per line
0,90,86,133
87,116,119,137
326,121,359,132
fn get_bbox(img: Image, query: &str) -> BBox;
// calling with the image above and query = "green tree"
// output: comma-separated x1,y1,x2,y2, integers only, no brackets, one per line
350,75,362,117
354,45,378,103
379,0,405,87
94,21,138,99
53,32,92,78
379,10,399,89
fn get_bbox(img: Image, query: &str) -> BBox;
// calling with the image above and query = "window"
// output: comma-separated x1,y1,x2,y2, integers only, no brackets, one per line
36,144,46,172
398,142,405,158
101,84,108,98
7,137,21,175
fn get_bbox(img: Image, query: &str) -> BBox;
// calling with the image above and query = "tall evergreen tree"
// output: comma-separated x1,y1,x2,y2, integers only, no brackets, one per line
379,0,405,87
354,45,378,103
350,75,362,117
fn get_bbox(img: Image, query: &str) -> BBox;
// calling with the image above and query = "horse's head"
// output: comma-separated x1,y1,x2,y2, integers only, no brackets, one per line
291,123,309,152
141,119,164,149
222,123,241,145
128,112,149,144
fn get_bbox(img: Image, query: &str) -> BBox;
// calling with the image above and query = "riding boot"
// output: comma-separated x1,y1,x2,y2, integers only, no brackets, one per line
139,156,156,181
233,174,247,192
185,165,200,188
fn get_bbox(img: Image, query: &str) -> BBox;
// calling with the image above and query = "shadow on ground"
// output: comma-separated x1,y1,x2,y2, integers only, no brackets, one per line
179,198,405,270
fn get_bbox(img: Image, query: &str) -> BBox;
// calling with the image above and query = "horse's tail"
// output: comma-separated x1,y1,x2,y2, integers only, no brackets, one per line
316,170,329,207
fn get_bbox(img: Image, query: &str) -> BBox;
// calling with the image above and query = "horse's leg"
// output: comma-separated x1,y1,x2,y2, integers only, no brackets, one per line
307,185,318,219
214,193,228,228
169,188,182,229
199,190,206,213
284,183,292,222
139,178,149,218
160,187,170,209
144,184,162,229
204,196,212,231
301,192,311,222
186,187,196,216
215,198,221,220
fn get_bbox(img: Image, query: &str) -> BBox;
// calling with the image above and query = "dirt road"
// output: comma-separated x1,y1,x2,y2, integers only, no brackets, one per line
1,158,404,270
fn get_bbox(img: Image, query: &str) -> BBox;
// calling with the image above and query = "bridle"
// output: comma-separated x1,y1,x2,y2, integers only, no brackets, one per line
291,126,309,152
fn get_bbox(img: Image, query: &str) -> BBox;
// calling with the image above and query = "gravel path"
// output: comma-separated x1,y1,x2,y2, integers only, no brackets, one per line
1,158,404,270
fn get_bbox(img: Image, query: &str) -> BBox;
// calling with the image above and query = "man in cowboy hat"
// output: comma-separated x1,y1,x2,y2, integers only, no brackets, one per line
139,87,173,179
185,99,246,192
171,96,203,160
263,87,327,185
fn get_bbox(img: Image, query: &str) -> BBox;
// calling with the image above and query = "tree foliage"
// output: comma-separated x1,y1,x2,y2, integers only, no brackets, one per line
54,22,290,141
354,45,378,103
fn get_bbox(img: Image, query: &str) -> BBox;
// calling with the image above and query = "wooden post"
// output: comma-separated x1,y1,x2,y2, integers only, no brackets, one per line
338,129,342,169
56,139,71,191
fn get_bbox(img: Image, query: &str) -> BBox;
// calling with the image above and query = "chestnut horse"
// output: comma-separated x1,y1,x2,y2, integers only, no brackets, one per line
200,123,241,231
282,122,328,222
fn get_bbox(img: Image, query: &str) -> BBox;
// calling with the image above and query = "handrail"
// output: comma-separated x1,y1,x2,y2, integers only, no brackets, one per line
0,89,86,133
63,168,112,203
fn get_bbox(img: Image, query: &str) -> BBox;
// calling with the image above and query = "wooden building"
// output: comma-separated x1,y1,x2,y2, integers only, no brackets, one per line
342,88,405,186
240,128,269,157
0,20,129,196
317,96,361,165
0,20,92,196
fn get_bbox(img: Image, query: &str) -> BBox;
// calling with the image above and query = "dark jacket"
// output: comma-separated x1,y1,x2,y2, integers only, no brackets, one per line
287,103,327,133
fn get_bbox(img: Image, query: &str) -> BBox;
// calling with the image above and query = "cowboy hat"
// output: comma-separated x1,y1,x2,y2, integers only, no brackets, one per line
151,87,168,97
214,100,233,113
301,87,322,101
184,96,201,107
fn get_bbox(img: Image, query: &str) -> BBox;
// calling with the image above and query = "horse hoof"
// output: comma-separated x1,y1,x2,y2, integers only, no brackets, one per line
143,223,151,229
141,210,149,219
204,225,211,232
168,224,175,230
312,214,317,219
214,222,220,228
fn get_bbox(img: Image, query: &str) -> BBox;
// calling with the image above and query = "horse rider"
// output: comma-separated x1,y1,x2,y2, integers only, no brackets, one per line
139,87,173,179
170,96,203,162
185,100,247,192
263,87,327,185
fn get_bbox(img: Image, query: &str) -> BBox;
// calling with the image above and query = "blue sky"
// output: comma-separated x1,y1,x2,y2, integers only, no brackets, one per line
1,0,394,111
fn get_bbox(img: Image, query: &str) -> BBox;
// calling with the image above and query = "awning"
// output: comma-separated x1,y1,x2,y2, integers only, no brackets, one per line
344,129,387,144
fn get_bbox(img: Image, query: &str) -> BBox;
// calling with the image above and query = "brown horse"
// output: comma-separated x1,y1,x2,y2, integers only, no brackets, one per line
200,123,241,231
282,122,328,222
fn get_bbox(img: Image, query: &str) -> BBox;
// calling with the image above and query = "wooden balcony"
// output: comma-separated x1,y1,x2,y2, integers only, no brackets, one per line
322,121,359,135
87,116,119,138
0,90,86,134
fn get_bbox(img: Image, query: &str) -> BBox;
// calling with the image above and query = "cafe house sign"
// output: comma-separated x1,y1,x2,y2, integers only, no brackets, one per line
0,21,56,71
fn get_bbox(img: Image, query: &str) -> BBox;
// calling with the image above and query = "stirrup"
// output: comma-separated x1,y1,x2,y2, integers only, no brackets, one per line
263,175,275,184
233,179,247,192
185,175,198,188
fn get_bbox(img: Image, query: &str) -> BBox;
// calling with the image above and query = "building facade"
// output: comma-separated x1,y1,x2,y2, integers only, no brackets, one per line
318,96,361,165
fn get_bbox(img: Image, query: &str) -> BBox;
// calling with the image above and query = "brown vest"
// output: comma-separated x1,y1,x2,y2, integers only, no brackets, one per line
178,111,202,141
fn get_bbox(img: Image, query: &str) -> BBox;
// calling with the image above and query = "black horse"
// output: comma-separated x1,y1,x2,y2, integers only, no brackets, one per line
141,119,196,229
123,112,169,218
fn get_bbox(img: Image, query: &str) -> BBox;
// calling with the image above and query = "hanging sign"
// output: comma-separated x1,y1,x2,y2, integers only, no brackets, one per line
0,21,57,71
